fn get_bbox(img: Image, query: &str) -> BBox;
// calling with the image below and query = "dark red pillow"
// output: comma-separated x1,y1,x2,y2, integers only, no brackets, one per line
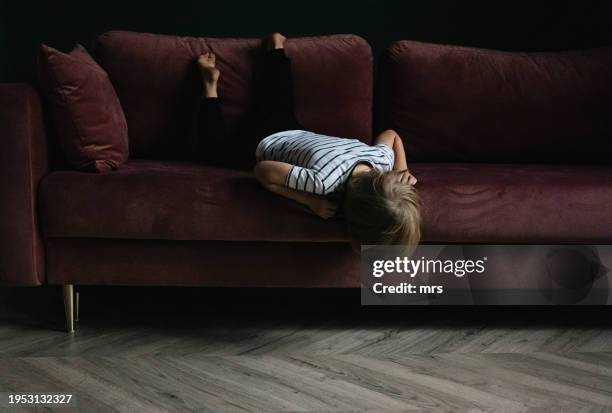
39,44,129,172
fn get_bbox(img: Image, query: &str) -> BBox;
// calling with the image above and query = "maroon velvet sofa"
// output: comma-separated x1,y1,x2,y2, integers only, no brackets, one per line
1,32,612,331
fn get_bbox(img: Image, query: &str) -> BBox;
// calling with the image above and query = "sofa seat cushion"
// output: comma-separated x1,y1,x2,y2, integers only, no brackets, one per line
39,160,349,242
40,162,612,244
412,163,612,243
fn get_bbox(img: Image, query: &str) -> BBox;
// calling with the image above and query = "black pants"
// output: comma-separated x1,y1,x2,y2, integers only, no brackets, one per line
197,49,303,169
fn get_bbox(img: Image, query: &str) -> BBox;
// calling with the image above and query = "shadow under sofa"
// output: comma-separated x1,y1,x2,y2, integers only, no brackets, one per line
1,31,612,332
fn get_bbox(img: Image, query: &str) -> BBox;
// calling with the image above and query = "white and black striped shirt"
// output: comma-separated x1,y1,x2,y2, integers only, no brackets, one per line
255,130,395,195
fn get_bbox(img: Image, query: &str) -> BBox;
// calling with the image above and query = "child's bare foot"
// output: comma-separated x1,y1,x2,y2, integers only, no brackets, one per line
266,32,287,50
197,52,220,97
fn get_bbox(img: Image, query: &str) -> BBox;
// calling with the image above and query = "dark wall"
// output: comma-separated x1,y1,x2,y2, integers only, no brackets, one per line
3,0,612,83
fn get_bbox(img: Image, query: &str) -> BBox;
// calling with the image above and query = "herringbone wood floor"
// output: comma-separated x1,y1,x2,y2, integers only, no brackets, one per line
0,287,611,412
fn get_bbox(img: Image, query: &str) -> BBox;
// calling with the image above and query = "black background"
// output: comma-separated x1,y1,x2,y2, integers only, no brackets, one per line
3,0,612,83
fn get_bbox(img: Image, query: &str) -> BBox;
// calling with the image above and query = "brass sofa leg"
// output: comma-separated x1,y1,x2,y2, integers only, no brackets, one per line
62,285,74,333
75,289,80,323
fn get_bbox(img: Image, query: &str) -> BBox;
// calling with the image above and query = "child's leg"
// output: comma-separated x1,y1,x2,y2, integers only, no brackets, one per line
195,53,229,164
197,97,226,159
252,33,303,136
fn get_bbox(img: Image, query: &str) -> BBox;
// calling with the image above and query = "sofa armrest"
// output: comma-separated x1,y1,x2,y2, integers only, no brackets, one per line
0,84,48,285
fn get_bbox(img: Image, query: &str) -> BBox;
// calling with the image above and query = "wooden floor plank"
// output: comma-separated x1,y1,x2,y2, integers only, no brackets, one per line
1,287,611,412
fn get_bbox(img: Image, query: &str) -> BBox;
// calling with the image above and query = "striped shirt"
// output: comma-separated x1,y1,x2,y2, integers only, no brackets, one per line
255,130,395,195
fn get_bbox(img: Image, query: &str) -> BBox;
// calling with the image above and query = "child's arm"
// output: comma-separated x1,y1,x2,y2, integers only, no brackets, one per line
254,161,338,219
374,129,417,185
374,129,408,170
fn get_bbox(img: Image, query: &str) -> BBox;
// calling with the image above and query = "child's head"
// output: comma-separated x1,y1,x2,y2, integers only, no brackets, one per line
344,169,421,246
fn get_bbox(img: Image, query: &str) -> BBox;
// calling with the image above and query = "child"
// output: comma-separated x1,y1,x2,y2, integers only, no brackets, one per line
196,33,421,245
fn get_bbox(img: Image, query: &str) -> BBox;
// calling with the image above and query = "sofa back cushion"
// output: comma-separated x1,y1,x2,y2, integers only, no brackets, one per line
94,31,373,160
38,44,129,172
378,41,612,163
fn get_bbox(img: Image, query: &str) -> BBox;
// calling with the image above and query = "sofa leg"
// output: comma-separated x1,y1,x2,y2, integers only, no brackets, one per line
74,289,80,323
62,284,74,333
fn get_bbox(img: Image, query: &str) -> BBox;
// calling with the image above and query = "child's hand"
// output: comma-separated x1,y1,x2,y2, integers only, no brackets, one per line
397,169,418,185
308,197,338,220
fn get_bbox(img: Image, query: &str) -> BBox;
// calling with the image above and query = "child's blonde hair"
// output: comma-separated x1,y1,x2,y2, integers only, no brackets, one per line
344,169,421,245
